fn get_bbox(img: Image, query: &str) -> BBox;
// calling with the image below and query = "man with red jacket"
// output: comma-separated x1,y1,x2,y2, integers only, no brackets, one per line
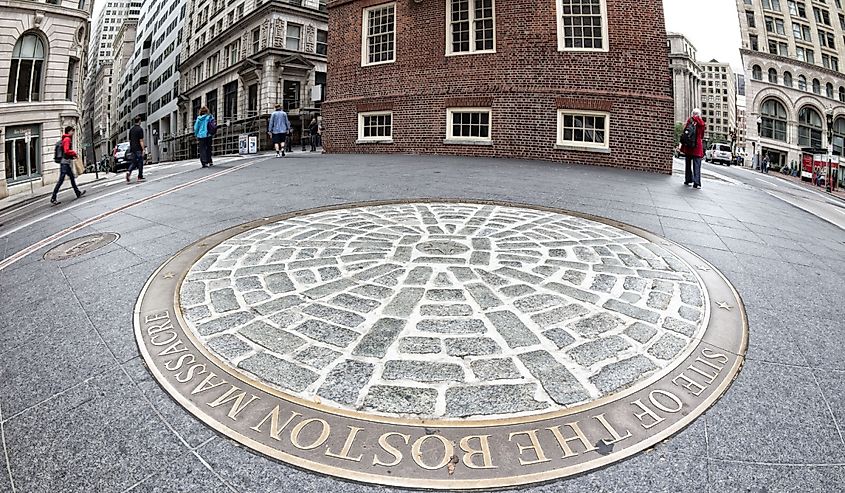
680,108,706,189
50,126,86,205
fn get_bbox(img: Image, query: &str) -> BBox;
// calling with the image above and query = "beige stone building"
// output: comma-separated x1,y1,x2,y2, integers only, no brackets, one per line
737,0,845,181
700,60,737,145
668,32,702,125
109,19,137,149
174,0,327,158
0,0,90,198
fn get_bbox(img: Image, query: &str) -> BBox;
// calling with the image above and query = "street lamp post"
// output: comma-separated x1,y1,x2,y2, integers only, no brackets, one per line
756,116,762,171
825,107,834,193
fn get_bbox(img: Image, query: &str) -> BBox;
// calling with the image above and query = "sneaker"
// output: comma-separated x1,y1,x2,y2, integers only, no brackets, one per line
282,151,286,157
125,172,130,183
137,177,146,183
76,190,87,199
683,182,691,186
276,151,280,157
693,184,701,189
50,198,61,205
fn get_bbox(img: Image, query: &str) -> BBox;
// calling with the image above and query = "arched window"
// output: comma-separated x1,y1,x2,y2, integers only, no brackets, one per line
768,68,778,83
840,86,845,102
752,65,762,80
798,106,823,148
826,83,834,99
812,78,821,94
833,117,845,156
783,72,793,87
761,98,788,142
798,75,807,91
6,33,45,103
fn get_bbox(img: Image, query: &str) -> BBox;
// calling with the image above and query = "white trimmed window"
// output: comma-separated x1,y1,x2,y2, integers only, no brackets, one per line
446,108,492,141
362,3,396,66
556,0,609,51
358,111,393,142
556,110,609,149
447,0,495,55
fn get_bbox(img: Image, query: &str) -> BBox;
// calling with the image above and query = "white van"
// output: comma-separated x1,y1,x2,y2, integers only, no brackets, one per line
705,143,733,166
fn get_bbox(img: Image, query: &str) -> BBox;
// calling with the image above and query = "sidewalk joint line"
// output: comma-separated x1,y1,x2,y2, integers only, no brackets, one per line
0,401,17,493
0,368,113,424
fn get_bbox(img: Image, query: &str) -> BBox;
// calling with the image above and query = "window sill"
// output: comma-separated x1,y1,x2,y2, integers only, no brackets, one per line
356,139,393,144
443,139,493,146
445,49,497,57
554,144,611,154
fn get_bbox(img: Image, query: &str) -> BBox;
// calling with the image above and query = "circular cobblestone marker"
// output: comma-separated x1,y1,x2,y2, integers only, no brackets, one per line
44,232,119,261
135,200,747,489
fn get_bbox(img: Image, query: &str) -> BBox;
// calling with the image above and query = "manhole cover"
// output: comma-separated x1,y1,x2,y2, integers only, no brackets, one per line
44,233,119,260
135,200,747,489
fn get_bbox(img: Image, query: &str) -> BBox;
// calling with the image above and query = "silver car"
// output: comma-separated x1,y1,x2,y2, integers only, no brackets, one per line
705,143,733,166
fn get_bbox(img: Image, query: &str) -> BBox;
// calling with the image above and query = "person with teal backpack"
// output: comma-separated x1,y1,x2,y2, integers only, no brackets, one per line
194,106,217,168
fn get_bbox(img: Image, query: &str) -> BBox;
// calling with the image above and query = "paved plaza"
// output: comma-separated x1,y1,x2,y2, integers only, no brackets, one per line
1,153,844,492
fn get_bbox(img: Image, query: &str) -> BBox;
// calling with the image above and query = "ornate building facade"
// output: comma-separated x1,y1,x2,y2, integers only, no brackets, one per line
0,0,90,198
668,32,703,125
737,0,845,176
175,0,327,158
323,0,674,173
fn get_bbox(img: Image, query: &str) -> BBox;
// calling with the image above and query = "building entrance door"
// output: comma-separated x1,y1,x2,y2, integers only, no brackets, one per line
762,147,786,169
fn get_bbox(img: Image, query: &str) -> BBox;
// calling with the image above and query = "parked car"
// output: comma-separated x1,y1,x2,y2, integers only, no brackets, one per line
705,143,733,166
111,142,150,172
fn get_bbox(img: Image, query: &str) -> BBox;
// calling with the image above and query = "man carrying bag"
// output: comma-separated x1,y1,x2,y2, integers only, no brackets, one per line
50,125,86,205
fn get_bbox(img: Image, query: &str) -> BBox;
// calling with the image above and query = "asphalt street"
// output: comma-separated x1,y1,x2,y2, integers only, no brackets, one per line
1,152,843,493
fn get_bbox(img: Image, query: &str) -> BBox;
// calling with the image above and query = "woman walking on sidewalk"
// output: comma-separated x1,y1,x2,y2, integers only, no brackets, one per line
194,106,216,168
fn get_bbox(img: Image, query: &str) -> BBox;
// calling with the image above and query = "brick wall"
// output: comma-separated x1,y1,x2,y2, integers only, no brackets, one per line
322,0,674,173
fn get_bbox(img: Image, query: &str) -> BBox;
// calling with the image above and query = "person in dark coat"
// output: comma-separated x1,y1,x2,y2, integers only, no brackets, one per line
680,109,707,189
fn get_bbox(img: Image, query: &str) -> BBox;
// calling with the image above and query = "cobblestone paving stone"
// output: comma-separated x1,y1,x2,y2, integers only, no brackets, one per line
180,203,708,419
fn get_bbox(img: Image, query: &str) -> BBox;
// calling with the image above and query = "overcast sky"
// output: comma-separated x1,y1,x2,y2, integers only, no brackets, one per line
664,0,744,72
92,0,745,72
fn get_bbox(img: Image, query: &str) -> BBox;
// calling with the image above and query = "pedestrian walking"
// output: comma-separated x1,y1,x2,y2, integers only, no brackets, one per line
194,106,216,168
680,108,706,189
762,154,770,174
50,126,86,205
126,116,146,183
309,117,319,152
268,104,291,157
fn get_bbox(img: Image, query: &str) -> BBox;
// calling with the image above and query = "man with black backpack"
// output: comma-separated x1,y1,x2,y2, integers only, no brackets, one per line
679,108,706,189
50,126,86,205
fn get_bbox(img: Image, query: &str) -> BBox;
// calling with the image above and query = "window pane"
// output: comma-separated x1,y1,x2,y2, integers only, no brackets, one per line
16,60,32,102
31,60,43,101
7,59,18,102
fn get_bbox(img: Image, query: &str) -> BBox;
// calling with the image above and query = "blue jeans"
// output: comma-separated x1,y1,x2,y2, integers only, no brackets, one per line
51,162,81,201
685,155,702,186
127,150,144,178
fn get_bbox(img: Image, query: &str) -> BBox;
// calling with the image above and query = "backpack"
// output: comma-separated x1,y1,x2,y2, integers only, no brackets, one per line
208,117,218,136
54,139,65,163
680,119,698,148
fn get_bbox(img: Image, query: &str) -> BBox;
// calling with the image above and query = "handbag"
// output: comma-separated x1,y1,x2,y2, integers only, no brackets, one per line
73,156,85,177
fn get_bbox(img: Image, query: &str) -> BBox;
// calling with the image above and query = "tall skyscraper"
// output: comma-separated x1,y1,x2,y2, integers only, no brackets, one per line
82,1,142,164
699,60,737,145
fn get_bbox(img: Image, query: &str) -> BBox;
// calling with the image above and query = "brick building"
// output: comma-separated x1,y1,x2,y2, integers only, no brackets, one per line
322,0,674,173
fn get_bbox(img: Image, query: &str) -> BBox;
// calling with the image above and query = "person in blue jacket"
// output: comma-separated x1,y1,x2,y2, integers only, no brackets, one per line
268,104,291,157
194,106,215,168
